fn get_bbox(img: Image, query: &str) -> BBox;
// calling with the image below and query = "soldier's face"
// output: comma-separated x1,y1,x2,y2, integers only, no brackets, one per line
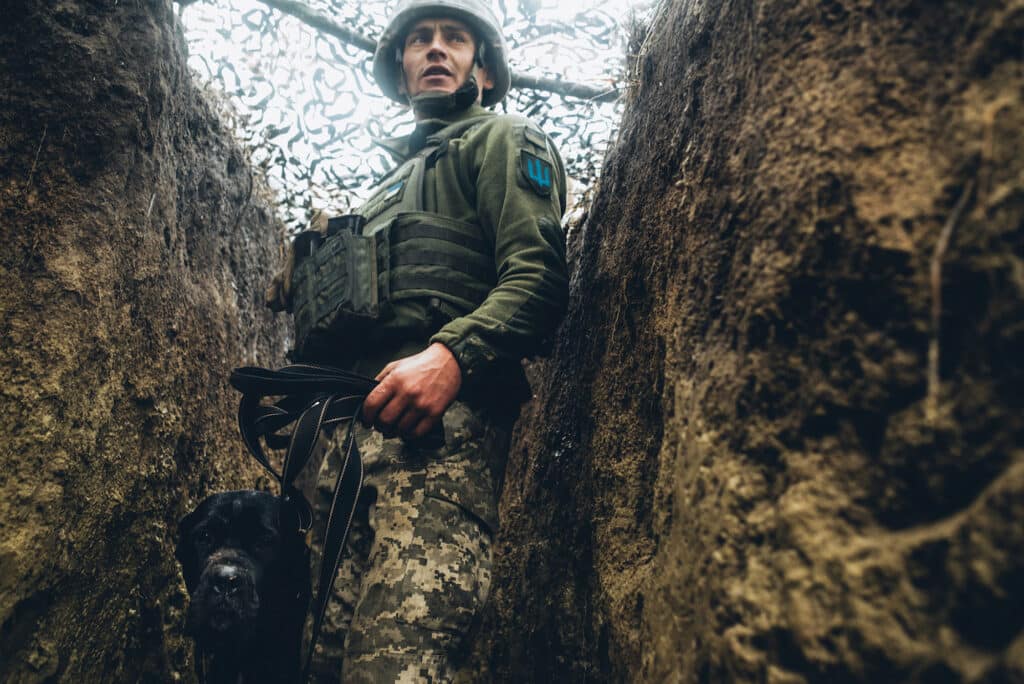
399,18,494,102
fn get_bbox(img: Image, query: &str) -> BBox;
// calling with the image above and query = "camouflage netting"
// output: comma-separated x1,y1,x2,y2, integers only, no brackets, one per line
177,0,641,231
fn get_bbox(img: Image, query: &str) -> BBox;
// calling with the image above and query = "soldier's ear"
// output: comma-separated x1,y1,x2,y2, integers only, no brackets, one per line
478,65,494,91
396,45,408,96
473,39,493,91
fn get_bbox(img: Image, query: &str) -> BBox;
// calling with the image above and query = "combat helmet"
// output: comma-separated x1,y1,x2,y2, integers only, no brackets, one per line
373,0,511,107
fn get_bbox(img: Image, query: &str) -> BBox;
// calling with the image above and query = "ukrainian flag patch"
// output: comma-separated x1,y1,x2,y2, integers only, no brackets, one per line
521,150,554,197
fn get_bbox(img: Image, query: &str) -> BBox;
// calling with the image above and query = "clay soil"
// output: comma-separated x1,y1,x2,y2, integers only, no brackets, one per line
0,0,288,679
2,0,1023,682
480,0,1024,682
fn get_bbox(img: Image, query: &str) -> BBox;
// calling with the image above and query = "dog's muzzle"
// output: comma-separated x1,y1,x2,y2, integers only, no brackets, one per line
189,557,261,641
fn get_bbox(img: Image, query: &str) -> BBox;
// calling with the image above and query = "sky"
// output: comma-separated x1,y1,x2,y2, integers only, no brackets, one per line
177,0,652,228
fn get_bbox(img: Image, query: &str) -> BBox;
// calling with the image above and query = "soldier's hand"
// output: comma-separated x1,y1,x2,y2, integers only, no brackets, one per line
361,343,462,441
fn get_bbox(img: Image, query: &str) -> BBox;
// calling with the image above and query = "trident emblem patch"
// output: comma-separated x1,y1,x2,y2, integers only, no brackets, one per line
521,150,553,197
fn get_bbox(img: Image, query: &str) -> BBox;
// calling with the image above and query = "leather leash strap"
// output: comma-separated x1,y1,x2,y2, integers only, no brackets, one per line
229,363,373,680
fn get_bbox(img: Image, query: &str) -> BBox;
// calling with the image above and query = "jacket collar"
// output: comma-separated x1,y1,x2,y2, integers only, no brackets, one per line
373,104,493,162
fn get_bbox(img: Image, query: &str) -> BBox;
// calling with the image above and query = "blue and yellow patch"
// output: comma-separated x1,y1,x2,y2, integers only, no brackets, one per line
521,150,554,197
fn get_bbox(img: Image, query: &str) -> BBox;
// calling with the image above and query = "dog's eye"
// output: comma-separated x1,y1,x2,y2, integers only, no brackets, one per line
195,529,214,546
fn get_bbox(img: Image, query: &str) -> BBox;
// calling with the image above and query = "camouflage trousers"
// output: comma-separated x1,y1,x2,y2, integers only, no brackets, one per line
306,400,513,683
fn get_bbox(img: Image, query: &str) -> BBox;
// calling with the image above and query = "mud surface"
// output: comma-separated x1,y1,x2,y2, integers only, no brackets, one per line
0,0,287,679
482,0,1024,681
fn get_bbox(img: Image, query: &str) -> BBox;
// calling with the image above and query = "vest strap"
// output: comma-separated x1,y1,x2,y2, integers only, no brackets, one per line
390,273,493,310
390,249,494,283
391,221,489,253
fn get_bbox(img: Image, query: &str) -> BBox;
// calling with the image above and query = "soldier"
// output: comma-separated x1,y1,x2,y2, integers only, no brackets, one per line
267,0,569,680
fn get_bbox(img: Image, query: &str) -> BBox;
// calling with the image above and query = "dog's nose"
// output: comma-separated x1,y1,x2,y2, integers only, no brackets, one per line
210,565,243,597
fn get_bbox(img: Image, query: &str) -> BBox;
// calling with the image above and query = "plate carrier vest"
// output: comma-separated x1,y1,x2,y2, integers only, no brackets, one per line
291,116,495,359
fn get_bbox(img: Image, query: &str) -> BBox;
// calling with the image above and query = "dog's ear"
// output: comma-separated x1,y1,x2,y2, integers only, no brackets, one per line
278,495,303,535
176,500,207,592
279,531,312,621
276,496,312,602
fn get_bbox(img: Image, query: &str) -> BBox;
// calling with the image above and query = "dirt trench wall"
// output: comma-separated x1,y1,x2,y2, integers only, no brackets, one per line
0,0,287,679
484,0,1024,681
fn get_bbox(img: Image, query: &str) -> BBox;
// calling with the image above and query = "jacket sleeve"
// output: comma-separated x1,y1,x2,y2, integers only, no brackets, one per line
428,116,569,386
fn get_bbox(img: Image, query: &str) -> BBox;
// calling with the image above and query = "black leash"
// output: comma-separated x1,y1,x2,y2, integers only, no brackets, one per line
228,363,375,681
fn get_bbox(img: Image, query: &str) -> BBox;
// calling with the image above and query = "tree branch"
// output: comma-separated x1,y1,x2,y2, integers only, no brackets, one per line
253,0,620,103
511,72,619,103
258,0,376,52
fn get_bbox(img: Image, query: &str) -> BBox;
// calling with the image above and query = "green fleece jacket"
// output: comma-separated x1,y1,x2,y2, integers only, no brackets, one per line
360,104,569,402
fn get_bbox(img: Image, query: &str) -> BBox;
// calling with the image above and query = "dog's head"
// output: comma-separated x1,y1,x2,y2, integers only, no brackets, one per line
176,490,309,652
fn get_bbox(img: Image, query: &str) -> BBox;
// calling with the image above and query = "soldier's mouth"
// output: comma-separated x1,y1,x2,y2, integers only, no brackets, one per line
422,66,453,78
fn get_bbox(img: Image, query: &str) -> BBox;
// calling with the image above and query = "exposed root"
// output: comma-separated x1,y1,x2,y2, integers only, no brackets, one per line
927,179,975,424
26,123,47,189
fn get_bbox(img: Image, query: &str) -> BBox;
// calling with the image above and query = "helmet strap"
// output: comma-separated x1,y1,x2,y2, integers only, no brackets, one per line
411,73,480,117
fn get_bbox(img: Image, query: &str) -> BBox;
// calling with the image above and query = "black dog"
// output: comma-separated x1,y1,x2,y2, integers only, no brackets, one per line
176,490,310,683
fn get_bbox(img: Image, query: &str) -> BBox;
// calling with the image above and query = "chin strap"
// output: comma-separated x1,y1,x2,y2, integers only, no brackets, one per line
410,73,481,117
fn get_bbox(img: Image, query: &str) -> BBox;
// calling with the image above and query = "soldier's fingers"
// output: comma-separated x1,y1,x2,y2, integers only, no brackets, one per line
361,380,395,425
410,414,438,440
378,404,415,440
375,389,412,432
375,361,399,382
395,408,422,438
